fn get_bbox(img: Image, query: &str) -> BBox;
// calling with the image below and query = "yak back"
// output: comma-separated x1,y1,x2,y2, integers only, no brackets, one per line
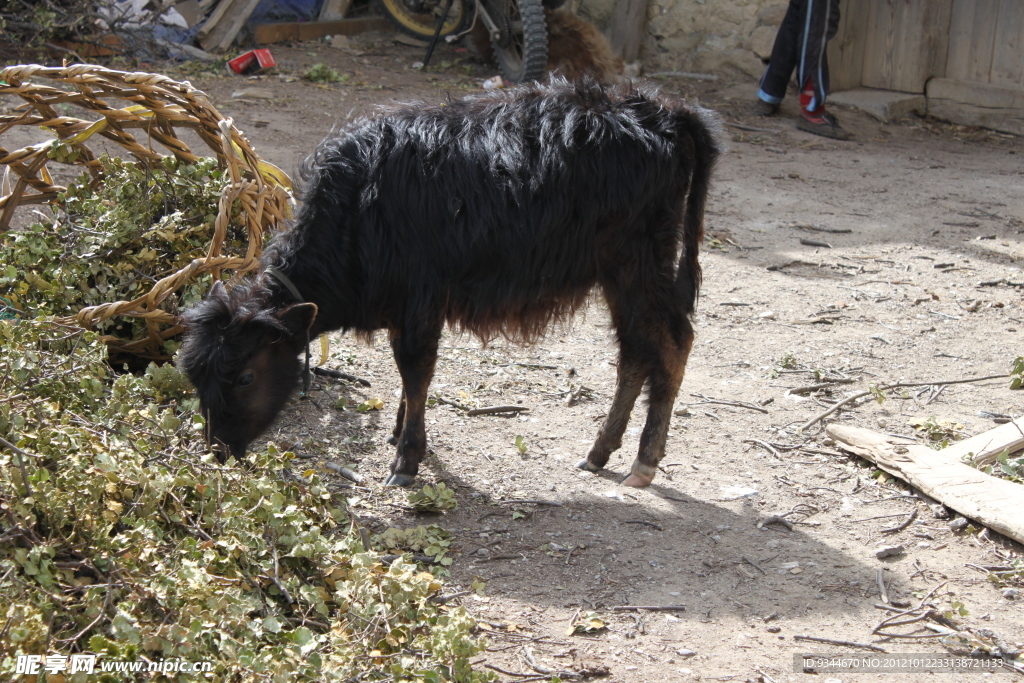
263,77,720,343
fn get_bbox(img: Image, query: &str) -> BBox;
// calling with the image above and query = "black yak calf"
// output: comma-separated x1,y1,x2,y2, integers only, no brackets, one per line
179,78,721,487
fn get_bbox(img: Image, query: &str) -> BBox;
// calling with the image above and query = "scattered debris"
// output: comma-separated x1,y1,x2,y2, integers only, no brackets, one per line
231,87,275,99
757,515,794,531
876,545,905,559
325,462,364,484
718,485,759,500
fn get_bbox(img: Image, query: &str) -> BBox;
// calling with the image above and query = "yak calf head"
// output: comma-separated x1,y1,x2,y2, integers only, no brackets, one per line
178,280,318,462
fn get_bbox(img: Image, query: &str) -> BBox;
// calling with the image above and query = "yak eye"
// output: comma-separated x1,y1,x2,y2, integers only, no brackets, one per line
238,372,255,387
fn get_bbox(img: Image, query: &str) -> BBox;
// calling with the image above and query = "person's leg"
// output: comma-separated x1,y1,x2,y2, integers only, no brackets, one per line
756,0,806,114
794,0,851,139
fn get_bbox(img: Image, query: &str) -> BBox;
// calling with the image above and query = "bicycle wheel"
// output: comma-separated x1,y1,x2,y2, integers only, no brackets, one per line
378,0,473,40
483,0,547,83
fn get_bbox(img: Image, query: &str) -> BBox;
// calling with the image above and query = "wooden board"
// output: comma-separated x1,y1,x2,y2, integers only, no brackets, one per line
196,0,239,43
927,77,1024,136
608,0,649,63
253,16,391,45
939,416,1024,467
319,0,353,21
827,0,868,92
990,0,1024,88
945,0,999,83
199,0,262,51
859,0,951,93
827,424,1024,545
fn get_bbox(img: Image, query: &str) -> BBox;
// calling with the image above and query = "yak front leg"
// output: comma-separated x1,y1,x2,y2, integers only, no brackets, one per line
384,326,440,487
387,390,406,446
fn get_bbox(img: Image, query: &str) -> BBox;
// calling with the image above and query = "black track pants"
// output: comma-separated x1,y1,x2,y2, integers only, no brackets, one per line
757,0,841,110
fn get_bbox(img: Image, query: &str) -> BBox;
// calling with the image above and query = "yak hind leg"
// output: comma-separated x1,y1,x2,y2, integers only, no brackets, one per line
384,325,440,487
622,320,694,487
587,250,695,486
577,278,657,475
576,342,647,474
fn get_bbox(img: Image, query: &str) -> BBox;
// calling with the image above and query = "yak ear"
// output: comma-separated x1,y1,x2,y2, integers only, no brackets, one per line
209,279,228,301
277,303,318,338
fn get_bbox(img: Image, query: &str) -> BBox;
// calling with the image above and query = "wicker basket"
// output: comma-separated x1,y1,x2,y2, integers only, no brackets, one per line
0,64,293,361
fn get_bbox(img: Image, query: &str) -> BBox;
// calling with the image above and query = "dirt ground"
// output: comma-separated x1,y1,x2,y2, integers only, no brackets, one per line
176,33,1022,682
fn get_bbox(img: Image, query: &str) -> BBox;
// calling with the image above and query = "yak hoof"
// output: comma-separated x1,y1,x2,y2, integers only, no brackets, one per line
384,473,416,487
386,435,398,446
576,458,602,473
620,472,653,488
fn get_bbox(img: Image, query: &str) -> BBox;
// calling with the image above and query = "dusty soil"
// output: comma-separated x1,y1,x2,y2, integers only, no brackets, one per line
179,34,1024,683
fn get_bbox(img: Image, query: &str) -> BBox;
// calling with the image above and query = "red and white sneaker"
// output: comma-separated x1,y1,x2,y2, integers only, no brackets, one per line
797,109,852,140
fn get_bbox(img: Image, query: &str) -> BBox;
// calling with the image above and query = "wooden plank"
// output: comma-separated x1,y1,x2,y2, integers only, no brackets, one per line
939,416,1024,467
945,0,999,83
608,0,649,63
199,0,262,51
896,0,951,91
859,0,893,90
859,0,951,93
318,0,353,21
827,0,867,92
927,77,1024,136
196,0,236,42
827,424,1024,546
253,16,391,45
990,0,1024,88
174,0,203,27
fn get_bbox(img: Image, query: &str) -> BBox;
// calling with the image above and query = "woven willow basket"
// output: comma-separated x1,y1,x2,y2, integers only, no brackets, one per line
0,64,293,361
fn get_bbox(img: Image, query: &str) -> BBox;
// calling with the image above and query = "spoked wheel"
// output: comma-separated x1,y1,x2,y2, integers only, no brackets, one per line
378,0,473,40
480,0,547,83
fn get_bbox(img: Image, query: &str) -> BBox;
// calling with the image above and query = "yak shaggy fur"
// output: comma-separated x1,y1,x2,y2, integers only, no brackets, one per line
179,78,722,486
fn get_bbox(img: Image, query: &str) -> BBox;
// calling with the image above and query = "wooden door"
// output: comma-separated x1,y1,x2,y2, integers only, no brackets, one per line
858,0,953,92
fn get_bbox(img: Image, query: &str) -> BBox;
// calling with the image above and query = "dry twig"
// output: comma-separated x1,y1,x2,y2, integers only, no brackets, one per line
467,405,530,416
800,374,1009,430
793,634,886,652
623,520,663,531
880,508,918,534
312,366,371,386
689,393,769,413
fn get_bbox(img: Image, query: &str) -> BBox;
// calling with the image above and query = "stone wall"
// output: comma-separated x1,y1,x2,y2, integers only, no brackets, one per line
574,0,789,77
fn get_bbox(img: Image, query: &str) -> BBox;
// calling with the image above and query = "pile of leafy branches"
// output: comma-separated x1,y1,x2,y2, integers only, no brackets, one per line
0,0,184,61
0,0,95,57
0,318,490,681
0,155,240,355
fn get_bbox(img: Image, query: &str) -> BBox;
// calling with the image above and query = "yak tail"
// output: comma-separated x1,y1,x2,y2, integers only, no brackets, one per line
677,107,722,317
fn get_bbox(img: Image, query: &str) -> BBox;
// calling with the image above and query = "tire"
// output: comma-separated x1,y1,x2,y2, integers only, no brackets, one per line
485,0,547,83
378,0,473,40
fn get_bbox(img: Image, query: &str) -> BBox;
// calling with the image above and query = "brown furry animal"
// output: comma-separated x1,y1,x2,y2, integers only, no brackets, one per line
545,10,624,83
471,9,623,84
